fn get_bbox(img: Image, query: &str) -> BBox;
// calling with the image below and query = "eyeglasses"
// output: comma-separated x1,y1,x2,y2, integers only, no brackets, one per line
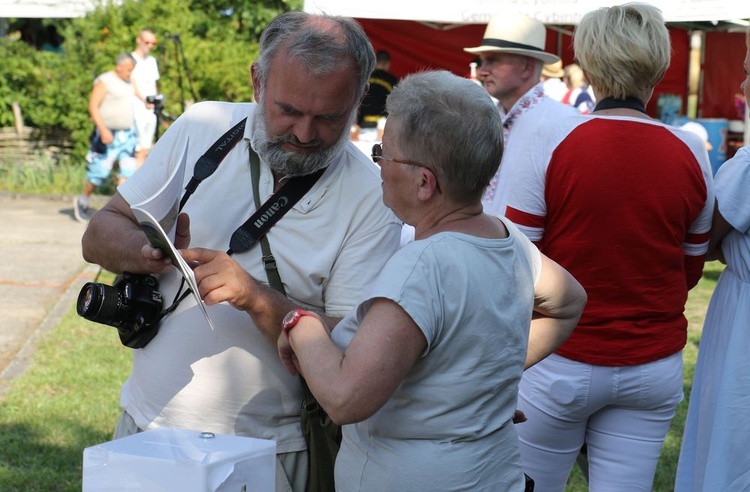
371,143,441,192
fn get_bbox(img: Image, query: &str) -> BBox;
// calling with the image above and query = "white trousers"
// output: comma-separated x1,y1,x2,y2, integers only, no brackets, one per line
516,352,683,492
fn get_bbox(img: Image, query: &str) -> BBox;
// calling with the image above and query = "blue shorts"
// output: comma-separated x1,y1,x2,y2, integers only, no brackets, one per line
86,128,138,185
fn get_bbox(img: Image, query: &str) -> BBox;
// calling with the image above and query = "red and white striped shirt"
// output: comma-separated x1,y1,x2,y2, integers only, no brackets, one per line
505,114,714,365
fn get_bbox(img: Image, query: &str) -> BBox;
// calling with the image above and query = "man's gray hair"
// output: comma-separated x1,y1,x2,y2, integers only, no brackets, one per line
386,70,503,204
255,12,375,102
116,52,136,65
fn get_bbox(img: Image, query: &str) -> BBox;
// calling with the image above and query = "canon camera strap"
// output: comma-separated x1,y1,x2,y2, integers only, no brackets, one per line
228,149,325,255
179,118,248,211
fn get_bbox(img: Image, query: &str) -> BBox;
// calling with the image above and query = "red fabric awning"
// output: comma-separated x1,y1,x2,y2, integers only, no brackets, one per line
357,19,743,121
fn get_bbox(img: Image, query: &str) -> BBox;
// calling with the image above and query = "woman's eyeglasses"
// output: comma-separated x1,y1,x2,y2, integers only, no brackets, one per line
371,143,441,192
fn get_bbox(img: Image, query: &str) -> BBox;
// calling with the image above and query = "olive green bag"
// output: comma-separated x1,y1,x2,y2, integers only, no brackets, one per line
300,378,341,492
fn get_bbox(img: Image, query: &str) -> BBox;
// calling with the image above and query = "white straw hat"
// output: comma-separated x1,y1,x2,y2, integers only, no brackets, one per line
542,60,565,78
464,12,560,65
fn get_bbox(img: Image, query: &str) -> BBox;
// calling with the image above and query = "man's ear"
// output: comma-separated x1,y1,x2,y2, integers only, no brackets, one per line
521,58,538,82
251,62,262,103
416,168,439,202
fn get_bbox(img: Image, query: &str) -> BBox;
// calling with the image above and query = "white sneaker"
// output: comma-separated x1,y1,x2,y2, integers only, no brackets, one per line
73,195,91,223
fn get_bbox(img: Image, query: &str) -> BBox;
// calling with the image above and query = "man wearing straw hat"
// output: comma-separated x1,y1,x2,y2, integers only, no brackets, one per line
465,12,576,217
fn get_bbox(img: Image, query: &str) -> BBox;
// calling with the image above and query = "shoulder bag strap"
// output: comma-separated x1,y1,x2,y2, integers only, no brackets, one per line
247,150,322,417
248,148,286,295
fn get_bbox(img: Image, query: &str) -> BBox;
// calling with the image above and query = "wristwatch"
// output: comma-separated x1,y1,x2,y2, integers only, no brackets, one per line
282,309,316,339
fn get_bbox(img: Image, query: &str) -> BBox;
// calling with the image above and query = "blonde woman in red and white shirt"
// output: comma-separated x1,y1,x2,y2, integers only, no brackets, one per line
504,4,714,490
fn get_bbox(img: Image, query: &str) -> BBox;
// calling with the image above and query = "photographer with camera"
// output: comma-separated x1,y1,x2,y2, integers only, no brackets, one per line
80,12,401,492
131,28,160,168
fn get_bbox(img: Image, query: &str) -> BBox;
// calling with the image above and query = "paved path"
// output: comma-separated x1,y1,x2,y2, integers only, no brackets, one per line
0,193,102,393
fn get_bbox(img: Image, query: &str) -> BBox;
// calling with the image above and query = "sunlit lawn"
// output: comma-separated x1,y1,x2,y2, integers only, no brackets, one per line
0,271,128,491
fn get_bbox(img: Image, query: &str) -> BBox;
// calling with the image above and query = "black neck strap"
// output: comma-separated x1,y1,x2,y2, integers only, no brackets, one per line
227,150,325,255
594,96,647,114
179,118,247,211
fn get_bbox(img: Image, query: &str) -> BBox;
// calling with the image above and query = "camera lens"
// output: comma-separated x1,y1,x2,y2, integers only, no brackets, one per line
76,282,123,326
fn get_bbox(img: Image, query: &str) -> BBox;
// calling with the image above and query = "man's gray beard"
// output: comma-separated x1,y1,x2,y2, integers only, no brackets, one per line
251,105,354,177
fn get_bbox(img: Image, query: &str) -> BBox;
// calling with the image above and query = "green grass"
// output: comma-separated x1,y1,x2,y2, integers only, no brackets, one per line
0,157,117,196
0,265,724,491
0,271,129,491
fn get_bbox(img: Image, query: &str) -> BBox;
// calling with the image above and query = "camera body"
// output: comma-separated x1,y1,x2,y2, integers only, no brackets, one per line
145,94,165,111
77,272,164,348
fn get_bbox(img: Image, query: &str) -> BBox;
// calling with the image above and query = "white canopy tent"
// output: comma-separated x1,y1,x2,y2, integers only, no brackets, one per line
304,0,750,27
0,0,104,39
0,0,98,18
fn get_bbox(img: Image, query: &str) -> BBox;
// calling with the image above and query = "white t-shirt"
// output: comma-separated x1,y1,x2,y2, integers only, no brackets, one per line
131,52,159,98
331,218,541,490
117,101,402,453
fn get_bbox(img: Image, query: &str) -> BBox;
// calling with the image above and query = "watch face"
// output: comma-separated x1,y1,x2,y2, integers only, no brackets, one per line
282,310,300,330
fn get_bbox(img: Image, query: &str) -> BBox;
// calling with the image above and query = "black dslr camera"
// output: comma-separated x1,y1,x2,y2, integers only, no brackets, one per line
145,94,165,111
77,272,164,349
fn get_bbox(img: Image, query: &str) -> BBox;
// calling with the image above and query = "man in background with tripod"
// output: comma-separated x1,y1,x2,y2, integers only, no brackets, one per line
131,28,160,168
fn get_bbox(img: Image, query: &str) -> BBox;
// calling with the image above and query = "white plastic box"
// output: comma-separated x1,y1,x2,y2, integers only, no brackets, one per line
82,428,276,491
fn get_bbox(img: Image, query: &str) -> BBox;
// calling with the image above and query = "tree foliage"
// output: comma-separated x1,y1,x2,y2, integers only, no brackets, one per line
190,0,302,39
0,0,301,161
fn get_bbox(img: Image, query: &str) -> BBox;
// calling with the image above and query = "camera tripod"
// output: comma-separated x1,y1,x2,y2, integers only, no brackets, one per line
147,94,174,142
165,35,198,107
150,33,199,142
